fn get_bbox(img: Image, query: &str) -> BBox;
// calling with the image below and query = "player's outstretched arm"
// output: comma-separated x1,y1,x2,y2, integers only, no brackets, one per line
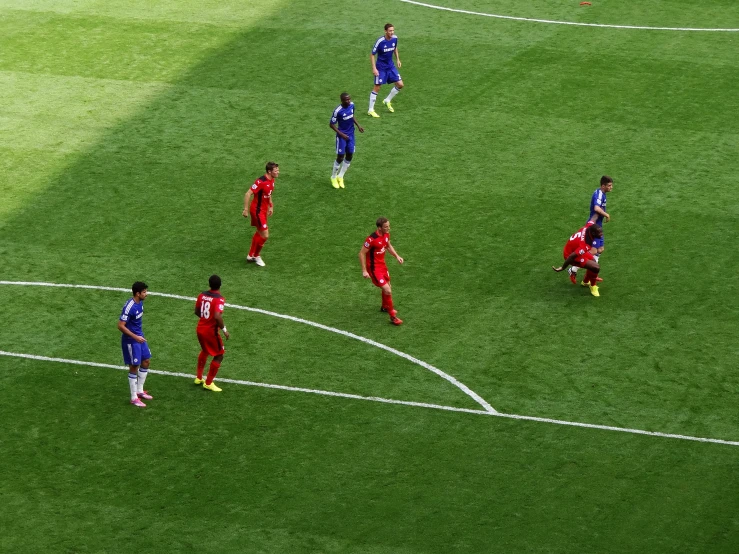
553,253,578,273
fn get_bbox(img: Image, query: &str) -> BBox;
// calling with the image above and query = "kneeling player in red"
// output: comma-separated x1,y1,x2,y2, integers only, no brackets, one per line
359,217,405,324
552,223,603,297
194,275,230,391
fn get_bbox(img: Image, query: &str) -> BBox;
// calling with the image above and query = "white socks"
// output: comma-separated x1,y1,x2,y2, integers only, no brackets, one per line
128,372,138,400
385,86,400,103
331,160,341,178
369,91,377,112
137,368,148,393
338,160,351,177
594,255,600,263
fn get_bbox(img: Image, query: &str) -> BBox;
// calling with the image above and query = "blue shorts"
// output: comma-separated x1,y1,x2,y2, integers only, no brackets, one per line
592,237,604,249
375,67,401,86
335,134,355,155
122,338,151,367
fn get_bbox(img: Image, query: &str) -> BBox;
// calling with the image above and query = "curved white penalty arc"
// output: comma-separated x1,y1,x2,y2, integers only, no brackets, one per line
400,0,739,32
0,280,497,414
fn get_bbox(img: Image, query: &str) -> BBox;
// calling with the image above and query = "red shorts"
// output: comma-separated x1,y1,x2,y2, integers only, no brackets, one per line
369,267,390,288
250,210,268,230
563,246,595,268
197,328,225,357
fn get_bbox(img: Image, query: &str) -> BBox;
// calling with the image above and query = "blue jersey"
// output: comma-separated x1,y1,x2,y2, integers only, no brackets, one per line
119,298,144,340
372,36,398,69
589,188,607,226
330,103,355,135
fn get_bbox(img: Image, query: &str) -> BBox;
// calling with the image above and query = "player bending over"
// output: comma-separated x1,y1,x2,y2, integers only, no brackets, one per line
553,223,604,297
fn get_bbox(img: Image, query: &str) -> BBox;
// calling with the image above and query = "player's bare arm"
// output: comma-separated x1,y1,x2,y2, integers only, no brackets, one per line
330,121,349,141
215,312,230,340
243,189,254,217
267,200,274,217
388,244,404,264
395,47,401,68
370,53,379,76
359,246,371,278
353,117,364,134
591,205,610,223
552,252,579,272
117,320,146,343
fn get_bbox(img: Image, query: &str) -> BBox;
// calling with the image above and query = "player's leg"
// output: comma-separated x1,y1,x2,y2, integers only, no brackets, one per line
123,341,146,406
203,334,225,392
369,78,383,117
136,352,153,400
581,259,601,297
378,273,402,325
337,145,354,188
382,74,403,112
196,334,209,384
331,142,345,188
248,217,268,266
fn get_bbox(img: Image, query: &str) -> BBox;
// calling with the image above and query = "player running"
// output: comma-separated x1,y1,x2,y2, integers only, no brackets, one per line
368,23,404,118
243,161,279,267
359,217,405,325
118,281,153,407
569,175,613,283
330,92,364,189
194,275,230,392
552,223,603,297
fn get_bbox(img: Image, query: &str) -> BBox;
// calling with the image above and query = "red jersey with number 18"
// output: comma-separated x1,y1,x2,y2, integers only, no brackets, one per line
195,291,225,331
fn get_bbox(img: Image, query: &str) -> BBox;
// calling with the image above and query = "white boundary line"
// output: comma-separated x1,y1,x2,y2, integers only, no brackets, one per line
0,280,496,414
2,350,737,447
2,280,737,447
400,0,739,32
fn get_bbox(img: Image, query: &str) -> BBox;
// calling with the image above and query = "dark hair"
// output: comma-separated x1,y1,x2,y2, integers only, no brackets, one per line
376,217,388,228
600,175,613,187
340,92,351,101
132,281,148,295
586,225,604,242
266,161,279,173
209,274,221,291
384,23,393,31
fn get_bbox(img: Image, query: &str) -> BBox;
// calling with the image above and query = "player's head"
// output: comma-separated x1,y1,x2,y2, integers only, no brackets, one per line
208,274,221,291
265,161,279,179
132,281,148,300
384,23,394,38
600,175,614,192
376,217,390,234
340,92,352,107
585,225,604,243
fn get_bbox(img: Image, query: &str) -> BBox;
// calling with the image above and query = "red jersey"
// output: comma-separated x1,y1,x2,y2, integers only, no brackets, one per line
195,290,225,331
364,231,390,270
564,222,595,257
249,175,274,216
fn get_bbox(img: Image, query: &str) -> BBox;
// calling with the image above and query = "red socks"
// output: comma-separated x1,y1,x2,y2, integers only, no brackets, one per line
205,360,221,386
197,351,208,380
584,270,598,286
249,233,267,257
382,292,394,314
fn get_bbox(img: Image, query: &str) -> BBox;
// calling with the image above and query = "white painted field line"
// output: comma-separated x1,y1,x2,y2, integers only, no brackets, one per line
400,0,739,32
0,280,496,414
2,350,737,447
0,350,489,416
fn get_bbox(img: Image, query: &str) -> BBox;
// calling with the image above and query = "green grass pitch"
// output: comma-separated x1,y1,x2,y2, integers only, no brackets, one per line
1,0,738,552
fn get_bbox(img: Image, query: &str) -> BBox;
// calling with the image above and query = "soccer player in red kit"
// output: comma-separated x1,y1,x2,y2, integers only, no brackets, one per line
243,161,279,267
552,223,603,297
194,274,230,392
359,217,405,325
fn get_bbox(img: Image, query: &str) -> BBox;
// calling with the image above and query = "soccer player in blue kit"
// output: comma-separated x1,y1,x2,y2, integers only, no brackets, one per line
568,176,613,284
329,92,364,189
117,281,153,407
368,23,404,117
